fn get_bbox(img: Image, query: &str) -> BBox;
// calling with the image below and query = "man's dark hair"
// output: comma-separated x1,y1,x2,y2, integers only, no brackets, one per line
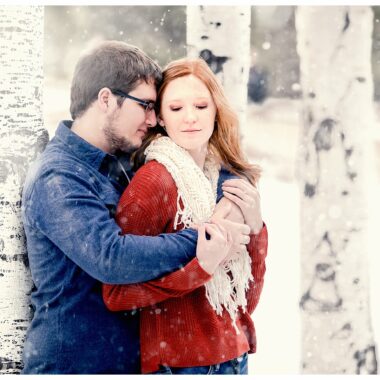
70,40,162,120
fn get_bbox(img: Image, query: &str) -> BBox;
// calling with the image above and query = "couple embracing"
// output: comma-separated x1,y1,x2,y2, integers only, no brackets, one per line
22,40,268,375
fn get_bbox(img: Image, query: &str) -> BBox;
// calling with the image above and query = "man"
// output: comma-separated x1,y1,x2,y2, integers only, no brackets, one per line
21,41,253,374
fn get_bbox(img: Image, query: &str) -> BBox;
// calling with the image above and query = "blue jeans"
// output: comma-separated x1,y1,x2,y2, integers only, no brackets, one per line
152,352,248,375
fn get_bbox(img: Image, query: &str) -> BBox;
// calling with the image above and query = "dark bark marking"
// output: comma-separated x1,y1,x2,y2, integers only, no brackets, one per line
0,253,29,266
13,319,29,323
0,357,22,372
342,12,350,33
313,118,337,152
300,232,344,312
304,183,316,198
201,35,209,40
348,172,357,181
308,110,314,125
209,21,221,28
15,325,28,331
354,345,378,374
356,77,366,83
300,262,343,312
331,322,352,339
344,147,357,181
315,232,336,257
199,49,229,75
345,148,353,158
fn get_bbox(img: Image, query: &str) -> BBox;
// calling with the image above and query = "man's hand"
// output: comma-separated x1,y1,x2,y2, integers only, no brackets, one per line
221,178,263,234
196,223,232,275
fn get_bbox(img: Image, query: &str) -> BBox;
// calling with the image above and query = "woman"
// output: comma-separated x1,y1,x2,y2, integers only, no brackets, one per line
103,58,268,375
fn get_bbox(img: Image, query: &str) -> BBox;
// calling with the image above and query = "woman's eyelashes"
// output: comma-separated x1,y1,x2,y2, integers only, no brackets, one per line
169,104,208,112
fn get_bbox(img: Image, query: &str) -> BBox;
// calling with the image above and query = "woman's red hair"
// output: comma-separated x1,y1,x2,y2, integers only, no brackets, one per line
133,57,261,185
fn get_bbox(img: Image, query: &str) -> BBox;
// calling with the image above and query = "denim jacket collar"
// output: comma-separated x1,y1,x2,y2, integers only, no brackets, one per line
56,120,133,191
55,120,109,171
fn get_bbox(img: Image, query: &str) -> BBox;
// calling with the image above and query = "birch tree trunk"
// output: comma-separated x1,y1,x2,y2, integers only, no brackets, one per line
0,6,47,374
186,6,251,143
296,6,378,374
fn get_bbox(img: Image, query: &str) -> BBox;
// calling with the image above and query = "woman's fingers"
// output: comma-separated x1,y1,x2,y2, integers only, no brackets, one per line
222,190,248,210
222,179,260,199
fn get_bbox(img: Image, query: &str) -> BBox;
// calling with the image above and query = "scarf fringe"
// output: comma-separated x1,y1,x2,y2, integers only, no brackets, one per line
145,137,253,334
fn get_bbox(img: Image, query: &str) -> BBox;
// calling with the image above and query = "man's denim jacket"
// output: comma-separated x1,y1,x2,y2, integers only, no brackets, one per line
21,121,234,374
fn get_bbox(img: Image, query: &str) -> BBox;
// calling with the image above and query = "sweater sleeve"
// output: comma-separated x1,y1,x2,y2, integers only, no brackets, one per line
245,222,268,314
103,161,211,311
103,258,211,311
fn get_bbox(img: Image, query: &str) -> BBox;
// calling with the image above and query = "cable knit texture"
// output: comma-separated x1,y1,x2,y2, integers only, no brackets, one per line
145,136,253,332
103,160,268,373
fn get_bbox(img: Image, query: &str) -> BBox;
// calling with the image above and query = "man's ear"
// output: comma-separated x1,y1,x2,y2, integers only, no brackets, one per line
98,88,112,112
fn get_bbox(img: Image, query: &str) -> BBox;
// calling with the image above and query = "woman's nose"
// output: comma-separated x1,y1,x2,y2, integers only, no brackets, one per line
184,107,197,123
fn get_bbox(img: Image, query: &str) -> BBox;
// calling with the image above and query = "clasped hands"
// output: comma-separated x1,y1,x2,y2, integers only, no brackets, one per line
195,178,263,274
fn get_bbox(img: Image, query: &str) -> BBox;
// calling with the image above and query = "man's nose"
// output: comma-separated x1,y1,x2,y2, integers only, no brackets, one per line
146,109,157,128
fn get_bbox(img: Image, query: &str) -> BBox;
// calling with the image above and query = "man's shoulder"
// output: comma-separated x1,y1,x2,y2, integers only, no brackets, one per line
23,141,93,198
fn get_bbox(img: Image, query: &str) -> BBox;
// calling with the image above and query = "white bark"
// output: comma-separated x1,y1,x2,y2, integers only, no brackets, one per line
0,6,46,374
186,6,251,143
296,6,378,374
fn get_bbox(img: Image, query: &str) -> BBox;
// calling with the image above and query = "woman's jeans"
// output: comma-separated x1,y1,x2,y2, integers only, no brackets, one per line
152,352,248,375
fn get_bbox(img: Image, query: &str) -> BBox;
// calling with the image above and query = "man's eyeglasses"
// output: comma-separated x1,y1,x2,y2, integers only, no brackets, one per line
111,89,155,113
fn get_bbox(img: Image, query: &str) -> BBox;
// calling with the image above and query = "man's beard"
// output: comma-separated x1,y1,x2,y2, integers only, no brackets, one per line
103,116,138,154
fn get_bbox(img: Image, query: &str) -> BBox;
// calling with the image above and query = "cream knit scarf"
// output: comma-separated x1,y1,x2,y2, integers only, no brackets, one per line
145,136,253,333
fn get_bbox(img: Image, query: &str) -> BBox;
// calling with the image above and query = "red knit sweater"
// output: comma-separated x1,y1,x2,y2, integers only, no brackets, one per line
103,160,268,374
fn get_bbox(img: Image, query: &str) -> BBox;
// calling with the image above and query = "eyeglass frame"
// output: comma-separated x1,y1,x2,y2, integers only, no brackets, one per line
110,89,156,113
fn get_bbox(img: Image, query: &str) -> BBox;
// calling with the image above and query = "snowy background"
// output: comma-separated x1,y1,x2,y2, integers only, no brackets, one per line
42,6,380,374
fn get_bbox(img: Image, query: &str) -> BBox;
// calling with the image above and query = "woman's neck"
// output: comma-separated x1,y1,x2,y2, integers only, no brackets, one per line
187,145,208,170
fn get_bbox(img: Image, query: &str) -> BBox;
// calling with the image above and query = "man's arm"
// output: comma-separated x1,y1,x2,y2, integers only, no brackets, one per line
23,166,198,285
23,163,238,286
102,162,234,311
103,258,211,311
102,164,250,311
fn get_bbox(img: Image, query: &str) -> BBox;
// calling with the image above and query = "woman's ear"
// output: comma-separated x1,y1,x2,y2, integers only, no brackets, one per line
157,116,165,127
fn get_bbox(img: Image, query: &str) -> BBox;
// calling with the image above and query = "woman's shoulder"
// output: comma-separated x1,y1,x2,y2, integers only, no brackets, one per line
133,160,176,191
118,160,178,211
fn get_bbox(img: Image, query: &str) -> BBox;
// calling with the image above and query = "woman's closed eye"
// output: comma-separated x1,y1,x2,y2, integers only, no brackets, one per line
169,104,208,112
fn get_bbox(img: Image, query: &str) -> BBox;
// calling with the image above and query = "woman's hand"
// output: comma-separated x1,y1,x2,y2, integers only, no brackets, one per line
213,197,244,224
221,178,263,235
